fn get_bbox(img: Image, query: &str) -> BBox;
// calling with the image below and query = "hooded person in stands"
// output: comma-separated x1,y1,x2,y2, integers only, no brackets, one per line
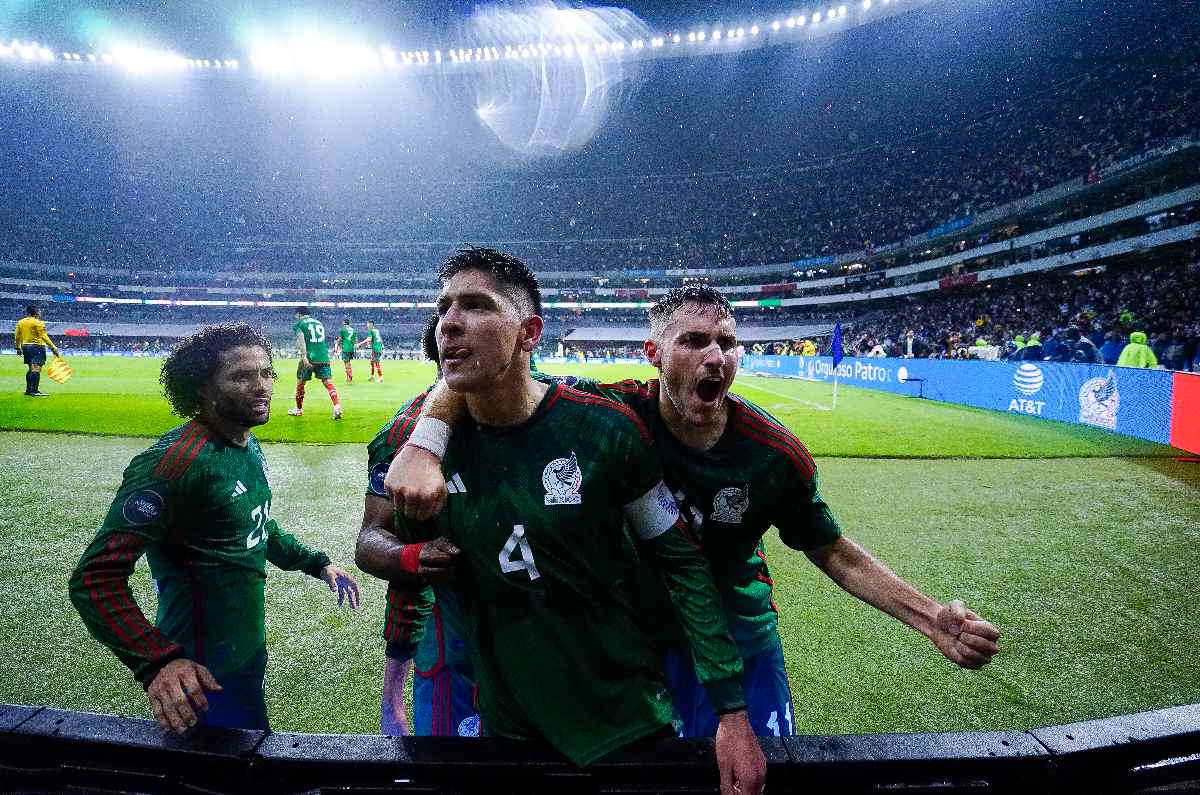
1116,331,1159,369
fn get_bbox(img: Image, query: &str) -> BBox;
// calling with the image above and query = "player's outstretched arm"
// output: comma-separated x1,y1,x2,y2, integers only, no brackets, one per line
805,536,1001,669
356,494,460,585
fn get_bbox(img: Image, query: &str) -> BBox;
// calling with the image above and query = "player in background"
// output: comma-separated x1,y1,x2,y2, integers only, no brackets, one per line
69,323,361,733
337,317,357,384
357,320,385,382
14,304,60,396
357,249,764,794
389,285,1001,739
289,307,343,420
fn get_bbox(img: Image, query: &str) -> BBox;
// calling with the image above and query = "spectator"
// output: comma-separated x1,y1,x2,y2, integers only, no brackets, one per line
1117,331,1159,368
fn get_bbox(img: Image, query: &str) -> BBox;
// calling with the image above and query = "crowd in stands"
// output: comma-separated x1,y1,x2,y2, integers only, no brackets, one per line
1,26,1197,279
824,255,1200,371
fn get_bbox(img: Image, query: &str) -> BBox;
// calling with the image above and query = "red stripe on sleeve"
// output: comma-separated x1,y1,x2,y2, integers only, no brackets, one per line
733,416,811,478
557,388,653,445
85,534,178,662
734,411,816,478
164,430,209,481
153,422,199,479
736,405,817,474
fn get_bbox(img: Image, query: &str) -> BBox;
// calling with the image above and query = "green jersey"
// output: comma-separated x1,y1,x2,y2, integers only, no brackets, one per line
386,383,743,766
338,325,356,355
69,420,330,685
367,328,384,353
293,316,330,364
564,378,842,657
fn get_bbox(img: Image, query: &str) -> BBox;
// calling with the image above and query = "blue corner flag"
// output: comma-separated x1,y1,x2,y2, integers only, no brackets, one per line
831,322,844,367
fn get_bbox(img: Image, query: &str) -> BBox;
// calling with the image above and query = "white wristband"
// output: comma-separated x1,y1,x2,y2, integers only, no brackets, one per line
405,416,450,459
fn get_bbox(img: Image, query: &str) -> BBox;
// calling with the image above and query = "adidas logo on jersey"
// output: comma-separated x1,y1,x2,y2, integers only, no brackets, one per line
231,480,248,498
446,473,467,494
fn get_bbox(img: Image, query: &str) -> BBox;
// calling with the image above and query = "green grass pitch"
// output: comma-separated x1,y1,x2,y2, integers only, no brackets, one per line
0,355,1197,736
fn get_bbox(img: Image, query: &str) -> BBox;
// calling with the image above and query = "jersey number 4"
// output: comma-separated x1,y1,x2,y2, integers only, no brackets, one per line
499,525,540,581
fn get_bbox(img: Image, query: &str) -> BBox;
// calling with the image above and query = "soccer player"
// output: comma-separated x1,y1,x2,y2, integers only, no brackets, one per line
289,307,343,420
14,304,60,396
356,249,765,793
337,317,357,383
68,323,361,734
390,284,1002,739
356,320,385,382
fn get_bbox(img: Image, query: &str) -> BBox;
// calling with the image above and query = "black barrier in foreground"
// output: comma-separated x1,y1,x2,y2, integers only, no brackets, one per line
1,702,1198,794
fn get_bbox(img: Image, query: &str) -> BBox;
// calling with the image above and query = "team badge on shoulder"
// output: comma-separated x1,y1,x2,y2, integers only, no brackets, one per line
368,461,390,496
712,486,750,524
542,452,583,506
122,489,164,525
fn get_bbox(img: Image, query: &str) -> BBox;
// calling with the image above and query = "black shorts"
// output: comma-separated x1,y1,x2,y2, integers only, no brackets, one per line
21,344,46,367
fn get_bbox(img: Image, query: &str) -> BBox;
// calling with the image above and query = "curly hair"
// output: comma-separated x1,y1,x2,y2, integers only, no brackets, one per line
438,246,542,317
648,284,734,338
159,323,274,417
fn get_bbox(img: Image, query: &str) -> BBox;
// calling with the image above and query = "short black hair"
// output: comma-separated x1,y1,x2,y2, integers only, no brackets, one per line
438,246,542,317
648,285,734,338
295,306,309,316
25,305,39,317
159,323,274,418
421,313,439,363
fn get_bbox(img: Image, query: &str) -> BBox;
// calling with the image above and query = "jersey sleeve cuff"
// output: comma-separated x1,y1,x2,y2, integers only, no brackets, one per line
302,553,332,578
703,677,747,715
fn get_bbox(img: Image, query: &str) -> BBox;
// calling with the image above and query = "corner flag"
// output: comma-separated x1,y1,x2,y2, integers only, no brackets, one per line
831,322,844,367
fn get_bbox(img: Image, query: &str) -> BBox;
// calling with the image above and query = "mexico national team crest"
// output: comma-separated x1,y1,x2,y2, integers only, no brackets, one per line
712,486,750,524
542,452,583,506
1078,370,1119,430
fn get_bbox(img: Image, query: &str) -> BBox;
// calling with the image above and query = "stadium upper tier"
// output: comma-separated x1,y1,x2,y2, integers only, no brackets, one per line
0,8,1196,278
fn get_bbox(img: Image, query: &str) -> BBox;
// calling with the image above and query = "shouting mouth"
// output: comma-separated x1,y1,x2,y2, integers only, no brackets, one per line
695,376,724,404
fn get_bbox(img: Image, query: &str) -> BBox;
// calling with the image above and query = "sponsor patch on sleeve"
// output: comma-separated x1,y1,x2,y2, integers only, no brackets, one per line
368,461,391,496
121,489,165,525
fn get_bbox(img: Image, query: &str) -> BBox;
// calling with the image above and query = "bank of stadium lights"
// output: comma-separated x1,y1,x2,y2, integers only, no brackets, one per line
2,0,881,78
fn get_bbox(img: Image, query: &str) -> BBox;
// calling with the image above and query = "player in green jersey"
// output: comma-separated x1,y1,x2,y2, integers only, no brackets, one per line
290,307,343,419
337,317,357,384
356,320,385,382
389,284,1001,740
69,323,361,734
357,249,765,792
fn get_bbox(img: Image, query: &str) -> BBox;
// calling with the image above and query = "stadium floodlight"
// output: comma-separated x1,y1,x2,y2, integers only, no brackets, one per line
786,17,796,27
674,33,682,43
736,27,744,36
863,0,872,7
839,6,848,15
772,20,781,30
727,29,735,38
697,30,706,40
812,12,822,22
750,25,759,35
712,29,721,40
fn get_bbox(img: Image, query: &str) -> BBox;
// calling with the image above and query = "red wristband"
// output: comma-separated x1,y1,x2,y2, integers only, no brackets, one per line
399,543,423,576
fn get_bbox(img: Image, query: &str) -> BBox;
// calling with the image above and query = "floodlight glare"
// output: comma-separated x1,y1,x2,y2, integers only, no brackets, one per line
786,17,796,27
772,20,781,30
712,29,721,40
863,0,872,8
813,12,822,22
674,33,682,43
750,25,759,35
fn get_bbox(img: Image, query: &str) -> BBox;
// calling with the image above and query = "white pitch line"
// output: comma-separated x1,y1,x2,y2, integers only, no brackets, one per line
734,378,833,411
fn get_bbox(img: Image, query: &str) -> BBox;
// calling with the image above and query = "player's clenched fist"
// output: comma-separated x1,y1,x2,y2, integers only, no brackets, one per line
385,445,448,521
932,600,1001,669
146,658,223,734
